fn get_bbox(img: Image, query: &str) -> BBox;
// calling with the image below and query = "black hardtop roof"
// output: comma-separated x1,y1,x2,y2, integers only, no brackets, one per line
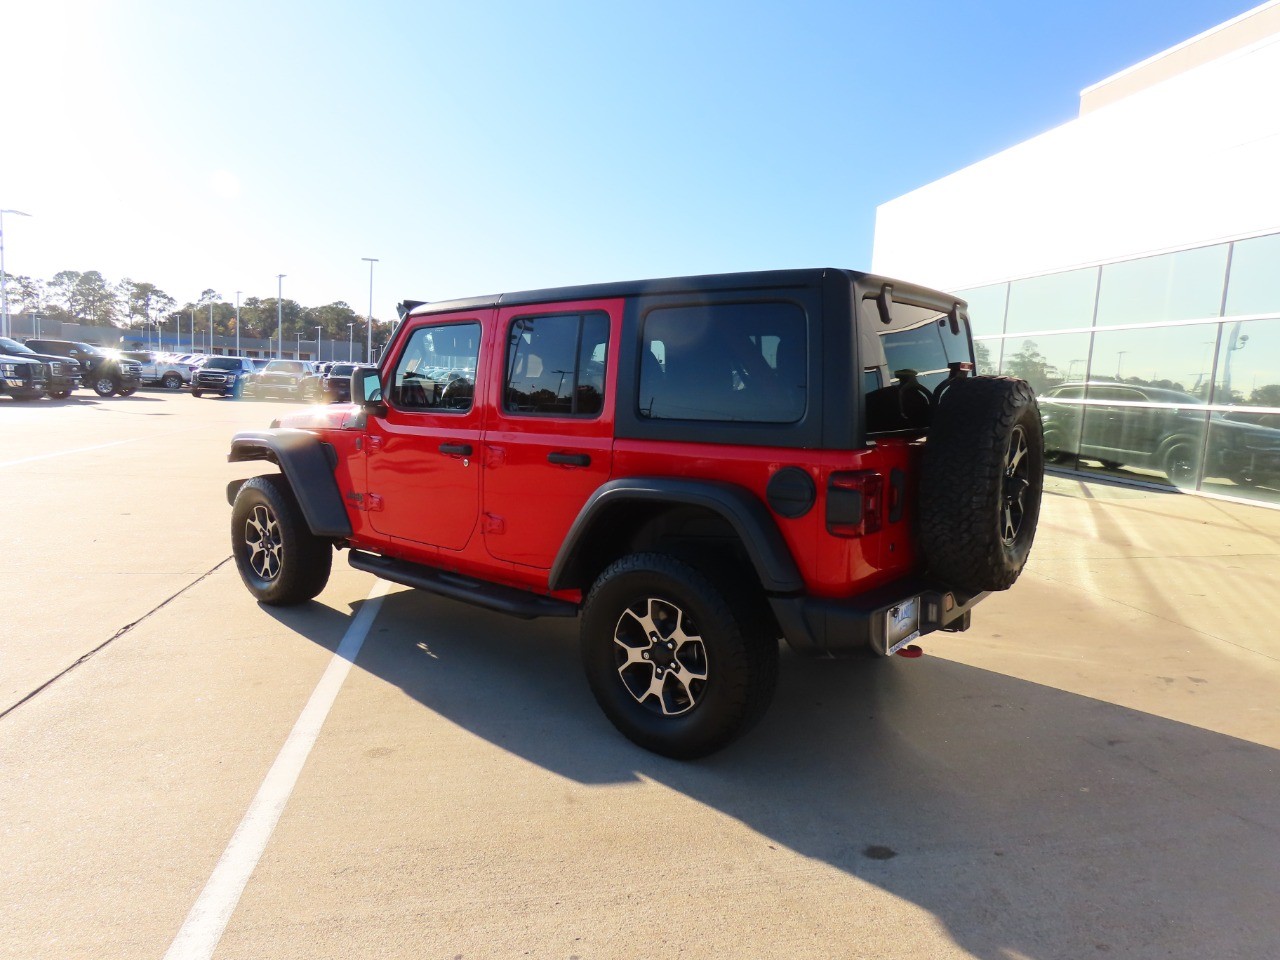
403,268,965,319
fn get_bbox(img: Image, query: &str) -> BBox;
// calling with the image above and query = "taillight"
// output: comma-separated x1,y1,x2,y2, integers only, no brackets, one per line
827,471,883,538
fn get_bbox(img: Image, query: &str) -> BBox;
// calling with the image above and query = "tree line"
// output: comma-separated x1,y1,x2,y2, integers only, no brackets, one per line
2,270,389,347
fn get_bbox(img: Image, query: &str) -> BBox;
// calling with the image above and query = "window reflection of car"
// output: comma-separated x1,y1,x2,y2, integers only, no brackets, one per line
1041,381,1280,486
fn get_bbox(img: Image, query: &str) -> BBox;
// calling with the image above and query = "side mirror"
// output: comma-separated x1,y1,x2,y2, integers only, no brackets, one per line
350,368,386,413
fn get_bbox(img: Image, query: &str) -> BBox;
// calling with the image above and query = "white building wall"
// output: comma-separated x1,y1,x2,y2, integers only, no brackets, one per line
872,31,1280,291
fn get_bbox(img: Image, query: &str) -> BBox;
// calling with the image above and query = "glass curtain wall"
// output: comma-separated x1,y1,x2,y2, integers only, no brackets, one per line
957,231,1280,507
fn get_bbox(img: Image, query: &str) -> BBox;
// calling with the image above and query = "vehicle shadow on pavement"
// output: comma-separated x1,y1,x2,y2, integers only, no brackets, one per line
304,588,1280,960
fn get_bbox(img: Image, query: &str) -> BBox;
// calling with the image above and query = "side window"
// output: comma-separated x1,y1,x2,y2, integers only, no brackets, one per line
638,301,807,423
390,321,481,412
504,312,608,416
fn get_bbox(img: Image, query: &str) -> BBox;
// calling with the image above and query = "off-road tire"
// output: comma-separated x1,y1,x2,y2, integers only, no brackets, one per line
91,375,116,397
919,376,1044,593
231,475,332,605
161,372,183,390
117,384,138,397
580,552,778,759
192,389,203,398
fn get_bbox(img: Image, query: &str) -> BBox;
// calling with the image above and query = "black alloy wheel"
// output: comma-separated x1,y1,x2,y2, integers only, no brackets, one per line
230,475,332,605
580,553,778,759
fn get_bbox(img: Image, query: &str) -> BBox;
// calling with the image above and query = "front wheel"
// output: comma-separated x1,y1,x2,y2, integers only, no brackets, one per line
117,384,137,397
230,475,332,605
191,389,203,398
580,553,778,759
91,375,116,397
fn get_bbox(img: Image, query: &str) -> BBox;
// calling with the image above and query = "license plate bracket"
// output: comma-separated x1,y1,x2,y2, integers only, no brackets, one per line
885,596,921,656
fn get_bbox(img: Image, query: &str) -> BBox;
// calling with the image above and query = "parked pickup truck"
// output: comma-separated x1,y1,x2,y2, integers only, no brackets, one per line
122,351,196,390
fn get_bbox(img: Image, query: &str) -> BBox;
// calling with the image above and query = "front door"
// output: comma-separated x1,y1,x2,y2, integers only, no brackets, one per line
364,314,489,552
482,301,618,569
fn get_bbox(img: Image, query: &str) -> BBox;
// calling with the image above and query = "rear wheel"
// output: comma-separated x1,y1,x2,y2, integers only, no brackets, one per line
161,372,183,390
580,553,778,759
230,475,332,605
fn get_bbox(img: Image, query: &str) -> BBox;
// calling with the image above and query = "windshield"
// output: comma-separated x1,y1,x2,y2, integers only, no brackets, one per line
0,337,35,355
329,364,355,376
205,358,243,370
265,361,306,373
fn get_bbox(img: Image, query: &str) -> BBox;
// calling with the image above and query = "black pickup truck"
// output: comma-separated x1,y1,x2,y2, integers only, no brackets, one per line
24,339,142,397
0,353,48,400
0,337,81,397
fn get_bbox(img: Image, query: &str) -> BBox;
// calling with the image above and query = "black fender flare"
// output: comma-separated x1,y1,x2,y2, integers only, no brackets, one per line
548,478,803,594
226,429,352,539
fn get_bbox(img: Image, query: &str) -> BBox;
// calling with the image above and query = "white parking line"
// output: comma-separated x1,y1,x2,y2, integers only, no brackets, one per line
162,579,391,960
0,437,148,468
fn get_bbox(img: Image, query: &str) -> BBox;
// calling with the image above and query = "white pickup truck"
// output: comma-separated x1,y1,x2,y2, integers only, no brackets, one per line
122,351,198,390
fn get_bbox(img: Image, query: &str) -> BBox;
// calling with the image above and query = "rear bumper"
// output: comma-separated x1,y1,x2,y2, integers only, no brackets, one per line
770,578,988,658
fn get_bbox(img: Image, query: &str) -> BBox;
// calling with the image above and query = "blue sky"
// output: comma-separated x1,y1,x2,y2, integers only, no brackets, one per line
1,0,1259,318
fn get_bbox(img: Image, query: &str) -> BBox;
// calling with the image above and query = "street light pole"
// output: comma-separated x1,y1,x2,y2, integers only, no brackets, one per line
209,301,214,354
316,325,322,363
347,322,354,361
0,208,33,339
276,274,285,360
235,290,242,357
190,309,195,354
362,257,378,363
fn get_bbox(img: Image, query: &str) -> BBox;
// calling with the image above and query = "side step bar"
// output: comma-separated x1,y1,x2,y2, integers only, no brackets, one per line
348,550,579,620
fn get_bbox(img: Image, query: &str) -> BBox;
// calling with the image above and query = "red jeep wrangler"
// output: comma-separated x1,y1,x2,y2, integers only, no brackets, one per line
227,269,1043,757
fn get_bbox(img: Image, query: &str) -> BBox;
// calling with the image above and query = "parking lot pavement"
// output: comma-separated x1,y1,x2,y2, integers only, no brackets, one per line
2,392,1278,960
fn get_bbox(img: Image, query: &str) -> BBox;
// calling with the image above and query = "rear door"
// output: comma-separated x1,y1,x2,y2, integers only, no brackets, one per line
481,300,619,569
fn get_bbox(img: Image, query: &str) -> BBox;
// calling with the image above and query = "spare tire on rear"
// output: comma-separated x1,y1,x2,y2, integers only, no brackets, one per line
919,376,1044,593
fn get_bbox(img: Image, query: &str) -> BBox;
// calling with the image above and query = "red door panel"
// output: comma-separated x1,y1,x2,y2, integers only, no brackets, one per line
481,300,620,569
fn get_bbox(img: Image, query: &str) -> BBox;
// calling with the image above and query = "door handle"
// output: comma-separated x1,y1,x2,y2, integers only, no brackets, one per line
548,452,591,467
439,442,473,456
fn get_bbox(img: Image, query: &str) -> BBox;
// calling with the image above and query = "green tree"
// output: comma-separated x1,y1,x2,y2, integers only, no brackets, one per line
72,271,120,325
974,340,994,375
1251,384,1280,407
49,270,82,318
121,279,175,329
1002,340,1061,394
1,275,47,315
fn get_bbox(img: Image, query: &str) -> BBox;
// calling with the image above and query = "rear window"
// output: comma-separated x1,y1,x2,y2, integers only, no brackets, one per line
638,301,807,423
877,309,972,393
329,364,356,377
860,297,974,435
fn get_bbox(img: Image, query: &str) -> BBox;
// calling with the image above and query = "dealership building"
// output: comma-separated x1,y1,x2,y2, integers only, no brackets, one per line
873,1,1280,508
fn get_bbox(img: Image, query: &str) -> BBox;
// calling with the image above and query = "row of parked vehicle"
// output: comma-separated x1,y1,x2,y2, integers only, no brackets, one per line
192,358,370,403
0,336,371,403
